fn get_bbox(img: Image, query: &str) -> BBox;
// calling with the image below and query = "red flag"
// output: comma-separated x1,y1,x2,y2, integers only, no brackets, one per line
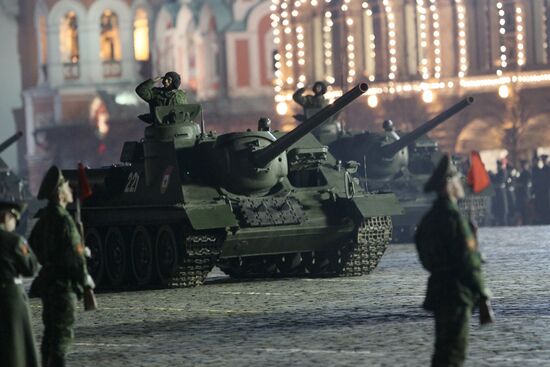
466,151,490,193
77,162,93,199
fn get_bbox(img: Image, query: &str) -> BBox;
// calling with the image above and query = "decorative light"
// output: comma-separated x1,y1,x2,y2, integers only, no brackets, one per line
455,0,467,77
323,10,334,83
496,1,506,75
383,0,397,80
367,94,379,108
342,0,356,84
429,0,442,78
422,89,434,104
417,0,429,79
516,6,525,66
276,101,289,115
271,0,285,102
498,84,510,99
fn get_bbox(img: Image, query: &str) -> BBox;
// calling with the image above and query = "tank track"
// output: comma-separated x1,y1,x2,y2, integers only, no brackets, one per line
219,216,393,278
168,232,222,288
338,215,392,276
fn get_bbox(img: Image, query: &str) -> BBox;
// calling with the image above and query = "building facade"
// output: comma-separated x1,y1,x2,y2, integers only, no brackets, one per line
20,0,276,191
271,0,550,170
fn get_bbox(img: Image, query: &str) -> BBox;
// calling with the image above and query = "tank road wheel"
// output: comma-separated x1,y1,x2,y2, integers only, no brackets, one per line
276,253,303,274
105,227,129,288
84,228,105,287
154,225,179,286
302,251,332,275
130,226,154,287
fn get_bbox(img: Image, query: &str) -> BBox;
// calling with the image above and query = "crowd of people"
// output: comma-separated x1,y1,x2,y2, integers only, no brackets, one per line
489,154,550,226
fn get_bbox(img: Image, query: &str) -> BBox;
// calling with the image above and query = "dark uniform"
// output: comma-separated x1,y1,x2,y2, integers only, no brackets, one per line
135,71,187,124
0,198,39,367
292,81,329,119
415,155,490,367
29,167,88,367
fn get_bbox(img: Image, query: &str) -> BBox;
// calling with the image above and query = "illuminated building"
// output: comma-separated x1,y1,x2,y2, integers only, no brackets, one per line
17,0,276,191
271,0,550,169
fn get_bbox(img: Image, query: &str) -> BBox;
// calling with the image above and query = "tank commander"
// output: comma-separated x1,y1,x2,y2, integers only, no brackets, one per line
292,81,329,122
415,154,493,367
29,166,94,367
0,195,39,367
135,71,187,124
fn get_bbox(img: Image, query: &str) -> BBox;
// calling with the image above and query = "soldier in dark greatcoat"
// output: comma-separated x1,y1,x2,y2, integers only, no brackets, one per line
415,154,492,367
29,166,92,367
0,196,39,367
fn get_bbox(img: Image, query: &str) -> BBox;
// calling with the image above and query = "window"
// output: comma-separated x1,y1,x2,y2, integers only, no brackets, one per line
133,8,149,61
60,11,79,63
100,9,121,61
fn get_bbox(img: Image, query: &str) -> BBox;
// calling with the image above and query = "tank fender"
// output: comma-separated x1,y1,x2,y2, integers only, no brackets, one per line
184,203,238,230
348,193,404,220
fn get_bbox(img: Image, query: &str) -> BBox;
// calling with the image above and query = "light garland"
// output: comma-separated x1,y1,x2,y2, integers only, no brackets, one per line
455,0,467,77
362,1,376,81
271,0,284,94
383,0,397,81
428,0,442,79
342,0,355,84
323,9,334,84
416,0,429,79
496,1,507,76
516,6,525,67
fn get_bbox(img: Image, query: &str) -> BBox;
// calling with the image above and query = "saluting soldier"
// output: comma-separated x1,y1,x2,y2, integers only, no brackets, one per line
0,195,39,367
29,166,92,367
135,71,187,124
415,154,493,367
292,81,329,122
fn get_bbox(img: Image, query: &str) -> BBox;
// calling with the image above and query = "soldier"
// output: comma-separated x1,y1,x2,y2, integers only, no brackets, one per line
29,166,93,367
292,81,329,122
415,154,492,367
0,195,39,367
135,71,187,124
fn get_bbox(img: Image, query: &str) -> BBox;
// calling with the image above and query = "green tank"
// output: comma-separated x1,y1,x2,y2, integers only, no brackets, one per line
64,83,402,290
327,97,489,242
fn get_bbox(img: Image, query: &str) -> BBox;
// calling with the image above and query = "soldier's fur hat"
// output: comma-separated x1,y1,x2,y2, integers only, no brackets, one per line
424,154,459,193
37,165,67,200
0,195,26,220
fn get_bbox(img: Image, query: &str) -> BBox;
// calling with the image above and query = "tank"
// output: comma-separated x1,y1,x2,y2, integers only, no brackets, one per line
327,97,489,241
0,132,37,235
64,83,403,290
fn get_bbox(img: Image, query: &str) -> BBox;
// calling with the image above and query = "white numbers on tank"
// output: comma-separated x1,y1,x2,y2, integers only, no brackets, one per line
124,172,140,193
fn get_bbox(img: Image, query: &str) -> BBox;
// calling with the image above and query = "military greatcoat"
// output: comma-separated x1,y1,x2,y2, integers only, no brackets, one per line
0,225,39,367
29,203,88,367
415,197,489,367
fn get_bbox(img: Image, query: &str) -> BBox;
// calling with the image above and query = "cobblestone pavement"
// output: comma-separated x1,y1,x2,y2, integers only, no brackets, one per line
27,226,550,367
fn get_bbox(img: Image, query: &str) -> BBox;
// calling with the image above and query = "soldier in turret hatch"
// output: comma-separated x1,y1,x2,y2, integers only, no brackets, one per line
135,71,187,124
293,81,329,122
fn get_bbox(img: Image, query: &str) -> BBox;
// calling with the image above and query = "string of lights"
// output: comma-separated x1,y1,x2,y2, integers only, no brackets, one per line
417,0,429,80
455,0,468,78
496,1,507,76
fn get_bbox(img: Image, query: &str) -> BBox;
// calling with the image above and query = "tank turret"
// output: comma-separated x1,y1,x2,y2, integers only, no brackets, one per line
63,82,405,291
329,97,474,181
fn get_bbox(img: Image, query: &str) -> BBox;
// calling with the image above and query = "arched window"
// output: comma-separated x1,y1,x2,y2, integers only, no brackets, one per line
134,8,149,61
100,9,121,61
60,11,79,63
60,11,79,79
100,9,122,78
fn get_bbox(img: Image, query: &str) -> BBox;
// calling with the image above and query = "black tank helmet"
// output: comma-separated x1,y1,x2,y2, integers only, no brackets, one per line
312,81,327,96
163,71,181,90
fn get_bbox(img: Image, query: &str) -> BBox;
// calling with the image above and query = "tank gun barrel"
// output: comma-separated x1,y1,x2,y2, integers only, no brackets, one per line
380,97,474,158
0,131,23,154
253,83,368,167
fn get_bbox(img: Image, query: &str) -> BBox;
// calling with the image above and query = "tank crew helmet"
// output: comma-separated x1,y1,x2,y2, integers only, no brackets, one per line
37,165,67,200
163,71,181,90
312,81,327,96
258,117,272,131
383,120,395,132
0,195,26,221
424,154,459,193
